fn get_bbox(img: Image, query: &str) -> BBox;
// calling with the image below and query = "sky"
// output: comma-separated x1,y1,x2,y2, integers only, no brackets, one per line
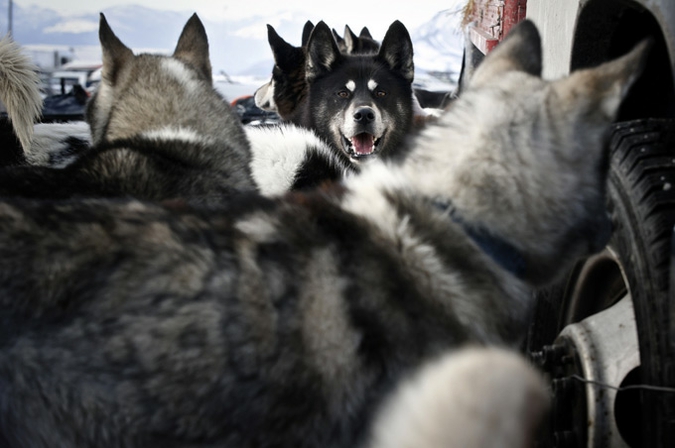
17,0,465,38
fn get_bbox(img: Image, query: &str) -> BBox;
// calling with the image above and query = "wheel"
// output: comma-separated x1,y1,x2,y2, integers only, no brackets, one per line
527,118,675,448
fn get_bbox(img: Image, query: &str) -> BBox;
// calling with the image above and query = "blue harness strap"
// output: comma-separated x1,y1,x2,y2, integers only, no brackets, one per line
431,198,527,279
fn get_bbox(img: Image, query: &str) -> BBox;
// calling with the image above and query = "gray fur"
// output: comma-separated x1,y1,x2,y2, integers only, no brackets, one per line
0,20,649,447
366,347,549,448
86,13,251,183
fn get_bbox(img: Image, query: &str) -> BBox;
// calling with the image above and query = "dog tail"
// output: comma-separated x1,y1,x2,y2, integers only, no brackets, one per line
367,347,549,448
0,35,42,152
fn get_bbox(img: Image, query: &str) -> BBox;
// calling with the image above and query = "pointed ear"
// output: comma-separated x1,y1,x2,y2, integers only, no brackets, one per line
173,13,212,82
332,28,346,51
99,13,134,84
553,39,652,121
301,20,314,47
306,21,342,82
343,24,358,53
377,21,414,83
359,27,373,40
267,24,300,72
469,19,542,89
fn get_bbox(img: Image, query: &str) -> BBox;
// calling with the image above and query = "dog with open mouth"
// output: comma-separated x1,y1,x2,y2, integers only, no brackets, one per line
250,20,446,192
304,20,415,166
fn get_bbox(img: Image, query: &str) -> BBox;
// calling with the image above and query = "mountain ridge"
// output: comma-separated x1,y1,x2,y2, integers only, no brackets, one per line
0,1,463,83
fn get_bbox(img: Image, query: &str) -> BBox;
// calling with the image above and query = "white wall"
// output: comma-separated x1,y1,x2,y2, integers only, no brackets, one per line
526,0,581,79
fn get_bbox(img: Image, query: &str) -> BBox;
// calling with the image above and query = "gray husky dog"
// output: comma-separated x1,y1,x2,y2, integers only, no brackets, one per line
0,19,648,448
0,14,255,203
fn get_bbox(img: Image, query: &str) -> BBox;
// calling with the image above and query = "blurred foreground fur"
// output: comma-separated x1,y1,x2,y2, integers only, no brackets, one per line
0,16,649,448
367,347,549,448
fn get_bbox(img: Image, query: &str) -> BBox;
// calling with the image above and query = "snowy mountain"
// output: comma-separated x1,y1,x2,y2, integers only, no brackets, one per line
0,1,463,90
412,8,465,81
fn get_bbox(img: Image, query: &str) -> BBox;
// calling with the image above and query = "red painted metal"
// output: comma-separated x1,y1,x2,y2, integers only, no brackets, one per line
469,25,500,54
502,0,527,38
465,0,528,54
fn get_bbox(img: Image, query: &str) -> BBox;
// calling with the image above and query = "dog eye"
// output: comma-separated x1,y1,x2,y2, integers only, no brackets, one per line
337,90,350,98
375,90,386,97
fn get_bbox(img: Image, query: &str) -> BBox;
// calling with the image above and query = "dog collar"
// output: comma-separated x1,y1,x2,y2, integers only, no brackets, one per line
431,198,526,279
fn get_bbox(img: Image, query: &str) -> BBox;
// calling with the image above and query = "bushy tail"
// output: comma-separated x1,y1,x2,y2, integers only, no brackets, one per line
367,348,549,448
0,35,42,152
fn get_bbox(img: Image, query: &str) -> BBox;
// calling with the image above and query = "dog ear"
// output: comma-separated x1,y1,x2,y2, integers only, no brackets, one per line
98,13,134,85
332,28,346,51
173,13,212,83
306,21,343,82
360,27,373,40
267,25,303,72
343,24,359,53
469,20,542,89
552,38,651,122
377,21,414,83
301,20,314,47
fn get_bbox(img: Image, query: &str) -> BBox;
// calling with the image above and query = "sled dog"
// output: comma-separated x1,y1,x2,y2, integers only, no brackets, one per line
254,21,381,122
254,21,450,127
303,20,416,165
0,19,648,448
253,21,448,191
252,20,417,190
0,14,255,204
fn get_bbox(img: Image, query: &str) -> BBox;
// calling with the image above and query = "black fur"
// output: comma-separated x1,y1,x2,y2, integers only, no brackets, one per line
303,21,415,165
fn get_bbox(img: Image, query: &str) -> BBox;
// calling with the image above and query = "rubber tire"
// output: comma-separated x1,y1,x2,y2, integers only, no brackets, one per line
526,118,675,447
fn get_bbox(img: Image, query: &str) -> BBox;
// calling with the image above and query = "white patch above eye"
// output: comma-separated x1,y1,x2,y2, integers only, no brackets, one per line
345,80,356,92
368,79,378,91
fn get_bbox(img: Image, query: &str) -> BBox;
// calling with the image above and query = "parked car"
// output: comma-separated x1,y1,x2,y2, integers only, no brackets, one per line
230,95,280,126
47,62,102,95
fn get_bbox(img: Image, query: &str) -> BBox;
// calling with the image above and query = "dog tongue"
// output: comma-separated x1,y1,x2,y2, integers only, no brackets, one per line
352,133,375,155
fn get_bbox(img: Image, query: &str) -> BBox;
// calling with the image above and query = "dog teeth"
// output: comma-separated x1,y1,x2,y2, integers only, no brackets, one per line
350,133,376,155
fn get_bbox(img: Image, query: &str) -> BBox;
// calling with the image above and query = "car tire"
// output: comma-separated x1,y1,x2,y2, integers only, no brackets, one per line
526,118,675,447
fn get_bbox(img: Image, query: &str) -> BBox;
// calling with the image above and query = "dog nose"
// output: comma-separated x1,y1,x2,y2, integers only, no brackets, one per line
353,107,375,124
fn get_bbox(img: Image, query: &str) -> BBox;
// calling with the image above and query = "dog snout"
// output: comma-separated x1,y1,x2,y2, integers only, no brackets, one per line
353,107,375,124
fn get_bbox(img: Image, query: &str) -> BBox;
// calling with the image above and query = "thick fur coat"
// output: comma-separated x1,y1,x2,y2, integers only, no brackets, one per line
0,18,649,448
